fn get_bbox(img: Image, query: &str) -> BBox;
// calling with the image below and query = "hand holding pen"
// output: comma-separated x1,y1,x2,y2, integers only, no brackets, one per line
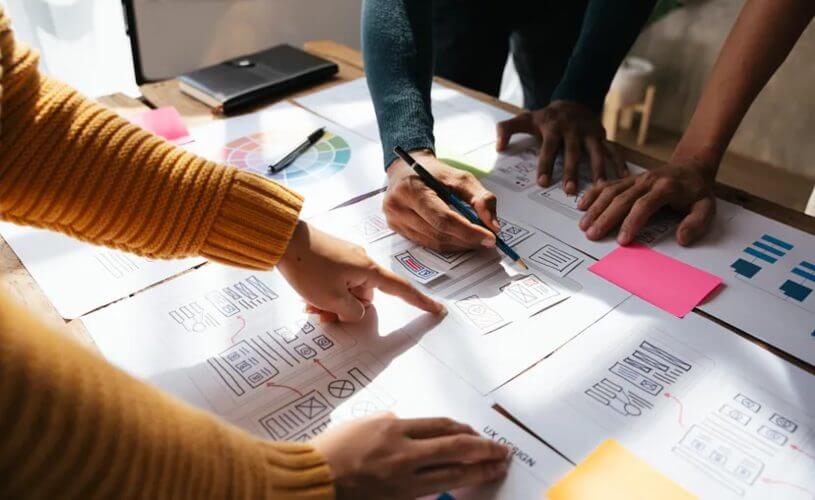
393,147,527,269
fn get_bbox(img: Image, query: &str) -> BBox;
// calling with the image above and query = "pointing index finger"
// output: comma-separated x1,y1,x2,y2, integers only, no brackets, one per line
373,266,445,314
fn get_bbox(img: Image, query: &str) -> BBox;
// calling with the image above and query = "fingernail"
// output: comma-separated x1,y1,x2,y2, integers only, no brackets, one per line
618,230,630,244
579,217,590,230
565,181,576,194
435,302,447,314
538,175,549,187
482,238,495,248
586,227,598,239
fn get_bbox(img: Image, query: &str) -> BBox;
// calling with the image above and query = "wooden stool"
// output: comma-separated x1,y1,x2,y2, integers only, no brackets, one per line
602,84,656,146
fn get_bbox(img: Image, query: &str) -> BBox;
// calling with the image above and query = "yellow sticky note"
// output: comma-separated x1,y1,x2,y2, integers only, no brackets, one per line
547,439,696,500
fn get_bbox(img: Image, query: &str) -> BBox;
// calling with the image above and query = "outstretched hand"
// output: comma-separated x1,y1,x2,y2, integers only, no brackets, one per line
496,100,628,194
577,159,717,246
278,222,444,322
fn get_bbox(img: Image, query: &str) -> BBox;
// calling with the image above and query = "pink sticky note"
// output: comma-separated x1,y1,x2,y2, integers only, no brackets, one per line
130,107,191,144
589,243,722,317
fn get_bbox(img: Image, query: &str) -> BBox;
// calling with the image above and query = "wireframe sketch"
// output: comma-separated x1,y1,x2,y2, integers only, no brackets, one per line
488,150,537,192
499,275,559,308
529,244,582,276
496,218,533,247
454,295,506,330
169,301,220,334
360,213,393,243
394,251,440,282
95,250,141,279
425,248,470,265
585,378,653,417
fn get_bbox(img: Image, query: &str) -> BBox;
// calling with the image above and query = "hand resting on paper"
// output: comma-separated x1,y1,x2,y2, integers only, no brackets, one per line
384,150,500,251
311,412,510,499
277,222,444,323
496,100,628,194
577,157,717,246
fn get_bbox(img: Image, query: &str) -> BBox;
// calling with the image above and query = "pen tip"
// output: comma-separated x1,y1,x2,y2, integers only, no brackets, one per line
517,258,529,270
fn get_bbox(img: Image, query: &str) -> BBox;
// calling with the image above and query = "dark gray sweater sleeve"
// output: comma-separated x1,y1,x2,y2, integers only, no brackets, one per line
362,0,435,168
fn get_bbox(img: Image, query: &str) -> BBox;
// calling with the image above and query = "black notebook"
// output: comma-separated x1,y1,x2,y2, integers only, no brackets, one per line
178,44,338,115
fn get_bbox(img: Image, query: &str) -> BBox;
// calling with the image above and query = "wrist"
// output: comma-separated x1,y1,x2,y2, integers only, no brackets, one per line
670,142,723,182
278,220,307,271
386,149,434,181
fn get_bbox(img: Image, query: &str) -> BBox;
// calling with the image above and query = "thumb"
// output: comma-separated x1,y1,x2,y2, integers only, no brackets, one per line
676,197,716,246
495,115,533,151
331,291,367,322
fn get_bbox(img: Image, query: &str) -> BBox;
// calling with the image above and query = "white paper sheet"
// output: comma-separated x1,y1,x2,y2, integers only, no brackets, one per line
185,101,385,218
495,298,815,499
651,200,815,366
0,222,203,318
310,197,630,393
463,141,678,259
335,347,573,500
294,78,515,160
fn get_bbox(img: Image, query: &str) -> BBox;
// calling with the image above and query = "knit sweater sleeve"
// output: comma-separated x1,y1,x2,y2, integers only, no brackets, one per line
0,14,301,270
0,292,334,499
362,0,435,168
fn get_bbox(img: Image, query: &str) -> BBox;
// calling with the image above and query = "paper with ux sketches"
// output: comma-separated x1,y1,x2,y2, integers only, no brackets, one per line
495,298,815,499
185,101,384,218
656,200,815,367
0,221,204,318
309,193,631,394
337,347,573,500
464,140,680,259
294,78,514,160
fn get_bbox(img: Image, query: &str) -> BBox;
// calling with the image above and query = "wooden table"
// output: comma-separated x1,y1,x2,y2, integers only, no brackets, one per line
2,41,813,381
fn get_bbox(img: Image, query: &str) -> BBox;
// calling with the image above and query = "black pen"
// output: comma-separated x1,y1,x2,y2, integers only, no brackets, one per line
393,147,528,269
268,127,325,173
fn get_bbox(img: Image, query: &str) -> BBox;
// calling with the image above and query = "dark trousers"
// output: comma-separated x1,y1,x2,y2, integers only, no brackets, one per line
431,0,588,110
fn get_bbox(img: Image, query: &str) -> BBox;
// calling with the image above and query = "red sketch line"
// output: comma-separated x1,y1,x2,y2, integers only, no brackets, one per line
791,444,815,461
229,315,246,344
313,358,337,379
663,392,685,428
761,477,815,498
266,382,304,397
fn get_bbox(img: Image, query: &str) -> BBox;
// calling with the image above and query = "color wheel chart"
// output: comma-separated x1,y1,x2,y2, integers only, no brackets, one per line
730,234,815,314
221,131,351,188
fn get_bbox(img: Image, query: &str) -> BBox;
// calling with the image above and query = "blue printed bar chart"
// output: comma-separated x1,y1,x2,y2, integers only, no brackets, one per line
730,234,793,279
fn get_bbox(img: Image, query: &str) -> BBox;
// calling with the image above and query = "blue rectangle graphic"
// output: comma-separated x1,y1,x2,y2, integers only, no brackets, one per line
744,247,777,264
752,241,786,257
792,267,815,282
780,280,812,302
800,261,815,272
761,234,793,251
731,259,761,278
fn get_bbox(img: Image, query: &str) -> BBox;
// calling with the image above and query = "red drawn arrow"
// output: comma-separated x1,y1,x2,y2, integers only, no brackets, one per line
266,382,304,397
791,444,815,462
313,358,337,379
229,315,246,344
664,392,685,428
761,477,815,498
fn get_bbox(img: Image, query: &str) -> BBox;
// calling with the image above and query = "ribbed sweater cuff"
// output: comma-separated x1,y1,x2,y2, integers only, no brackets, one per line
201,171,303,269
259,441,335,497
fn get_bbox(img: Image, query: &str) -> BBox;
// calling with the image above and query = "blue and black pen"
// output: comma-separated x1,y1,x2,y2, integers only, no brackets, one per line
393,146,528,270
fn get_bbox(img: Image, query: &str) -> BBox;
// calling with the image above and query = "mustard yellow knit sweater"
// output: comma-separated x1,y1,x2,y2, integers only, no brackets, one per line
0,7,334,499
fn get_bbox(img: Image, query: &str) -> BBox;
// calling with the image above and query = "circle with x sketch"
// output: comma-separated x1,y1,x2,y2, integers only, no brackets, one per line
327,379,355,398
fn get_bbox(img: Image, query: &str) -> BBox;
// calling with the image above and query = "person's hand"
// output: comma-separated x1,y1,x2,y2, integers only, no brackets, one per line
277,222,444,322
311,413,510,499
384,150,499,252
577,158,717,246
496,100,628,194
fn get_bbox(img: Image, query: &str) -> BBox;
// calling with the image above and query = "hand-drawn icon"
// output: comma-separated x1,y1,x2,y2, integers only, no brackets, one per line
496,219,532,247
719,404,752,426
361,214,392,242
492,157,536,191
609,362,664,396
734,393,761,413
674,425,764,489
328,379,356,399
259,390,334,440
300,321,316,335
312,334,334,350
454,295,505,330
757,425,788,446
585,378,652,417
205,290,241,317
769,413,798,433
499,274,559,308
296,395,330,419
169,301,220,333
293,343,318,360
529,244,581,276
274,327,299,343
425,248,468,264
219,341,279,388
395,251,439,281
